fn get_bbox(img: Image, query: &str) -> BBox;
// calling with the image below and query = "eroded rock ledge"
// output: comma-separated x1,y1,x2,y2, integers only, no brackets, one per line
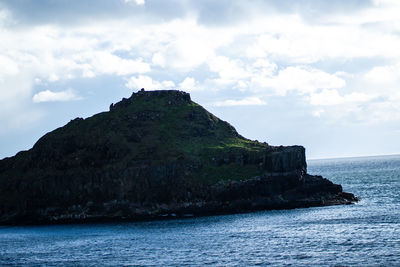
0,90,357,225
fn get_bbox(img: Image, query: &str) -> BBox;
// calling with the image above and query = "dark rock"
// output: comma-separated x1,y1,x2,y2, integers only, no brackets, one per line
0,89,357,225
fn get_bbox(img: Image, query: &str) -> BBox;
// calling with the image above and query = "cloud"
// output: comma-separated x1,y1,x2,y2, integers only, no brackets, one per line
213,97,267,107
245,11,400,63
308,89,344,106
208,56,249,80
178,77,200,92
151,52,166,67
0,23,151,85
364,64,400,84
2,0,400,158
0,7,13,27
79,51,151,77
125,75,175,91
309,89,375,106
0,55,19,80
144,18,235,72
0,73,35,122
32,89,81,103
251,66,346,95
124,0,145,5
124,75,198,93
312,109,325,117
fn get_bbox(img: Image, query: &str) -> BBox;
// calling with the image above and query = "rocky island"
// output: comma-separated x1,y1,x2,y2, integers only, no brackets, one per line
0,90,357,225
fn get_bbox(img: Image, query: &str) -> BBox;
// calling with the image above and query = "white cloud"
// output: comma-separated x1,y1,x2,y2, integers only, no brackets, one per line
161,80,175,88
32,89,81,103
309,89,345,106
335,71,354,79
213,97,267,107
0,73,34,116
208,56,249,80
178,77,199,92
144,19,235,72
124,0,145,5
245,11,400,63
152,52,166,67
345,92,376,103
125,75,175,91
48,73,59,82
364,64,400,84
79,52,150,76
309,89,375,106
251,66,346,95
235,80,248,91
252,59,277,74
327,0,400,27
312,109,325,117
0,55,19,79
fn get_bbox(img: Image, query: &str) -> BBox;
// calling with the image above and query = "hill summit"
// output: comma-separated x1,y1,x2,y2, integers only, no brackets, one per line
0,89,357,224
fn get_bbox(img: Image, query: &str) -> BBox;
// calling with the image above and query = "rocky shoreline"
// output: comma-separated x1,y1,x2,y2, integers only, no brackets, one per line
0,173,357,225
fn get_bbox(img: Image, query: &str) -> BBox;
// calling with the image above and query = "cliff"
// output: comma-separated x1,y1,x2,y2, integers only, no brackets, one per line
0,89,357,224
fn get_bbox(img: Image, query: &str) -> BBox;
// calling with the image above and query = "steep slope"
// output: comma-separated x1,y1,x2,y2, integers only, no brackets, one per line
0,90,357,224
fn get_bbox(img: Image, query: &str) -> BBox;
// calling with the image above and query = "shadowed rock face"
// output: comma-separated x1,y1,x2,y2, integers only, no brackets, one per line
0,90,357,225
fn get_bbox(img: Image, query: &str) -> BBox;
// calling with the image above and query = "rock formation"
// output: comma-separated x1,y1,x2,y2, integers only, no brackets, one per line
0,90,357,224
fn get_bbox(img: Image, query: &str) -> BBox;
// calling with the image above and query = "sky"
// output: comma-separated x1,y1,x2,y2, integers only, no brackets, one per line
1,0,400,160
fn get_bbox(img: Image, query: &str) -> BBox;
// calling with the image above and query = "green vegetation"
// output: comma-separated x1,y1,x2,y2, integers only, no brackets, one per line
192,162,264,184
0,90,269,189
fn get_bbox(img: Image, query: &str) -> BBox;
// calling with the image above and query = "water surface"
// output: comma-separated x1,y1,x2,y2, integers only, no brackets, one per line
1,155,399,266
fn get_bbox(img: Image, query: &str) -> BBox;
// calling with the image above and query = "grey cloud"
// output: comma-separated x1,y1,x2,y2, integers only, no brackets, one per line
312,57,392,75
0,0,186,26
0,0,375,27
188,0,375,26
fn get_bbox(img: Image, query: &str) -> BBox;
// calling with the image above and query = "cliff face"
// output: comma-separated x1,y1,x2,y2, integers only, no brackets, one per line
0,90,357,224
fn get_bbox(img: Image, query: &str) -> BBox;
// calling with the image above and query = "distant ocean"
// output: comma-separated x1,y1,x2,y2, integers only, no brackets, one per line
1,155,399,266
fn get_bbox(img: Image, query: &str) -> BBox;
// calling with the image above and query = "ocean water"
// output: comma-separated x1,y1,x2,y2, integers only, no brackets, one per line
0,155,399,266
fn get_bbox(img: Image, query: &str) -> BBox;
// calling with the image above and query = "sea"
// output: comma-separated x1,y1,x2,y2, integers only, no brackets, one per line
0,155,399,266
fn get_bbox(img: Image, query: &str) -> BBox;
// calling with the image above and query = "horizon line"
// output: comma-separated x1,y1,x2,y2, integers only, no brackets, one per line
308,153,400,161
